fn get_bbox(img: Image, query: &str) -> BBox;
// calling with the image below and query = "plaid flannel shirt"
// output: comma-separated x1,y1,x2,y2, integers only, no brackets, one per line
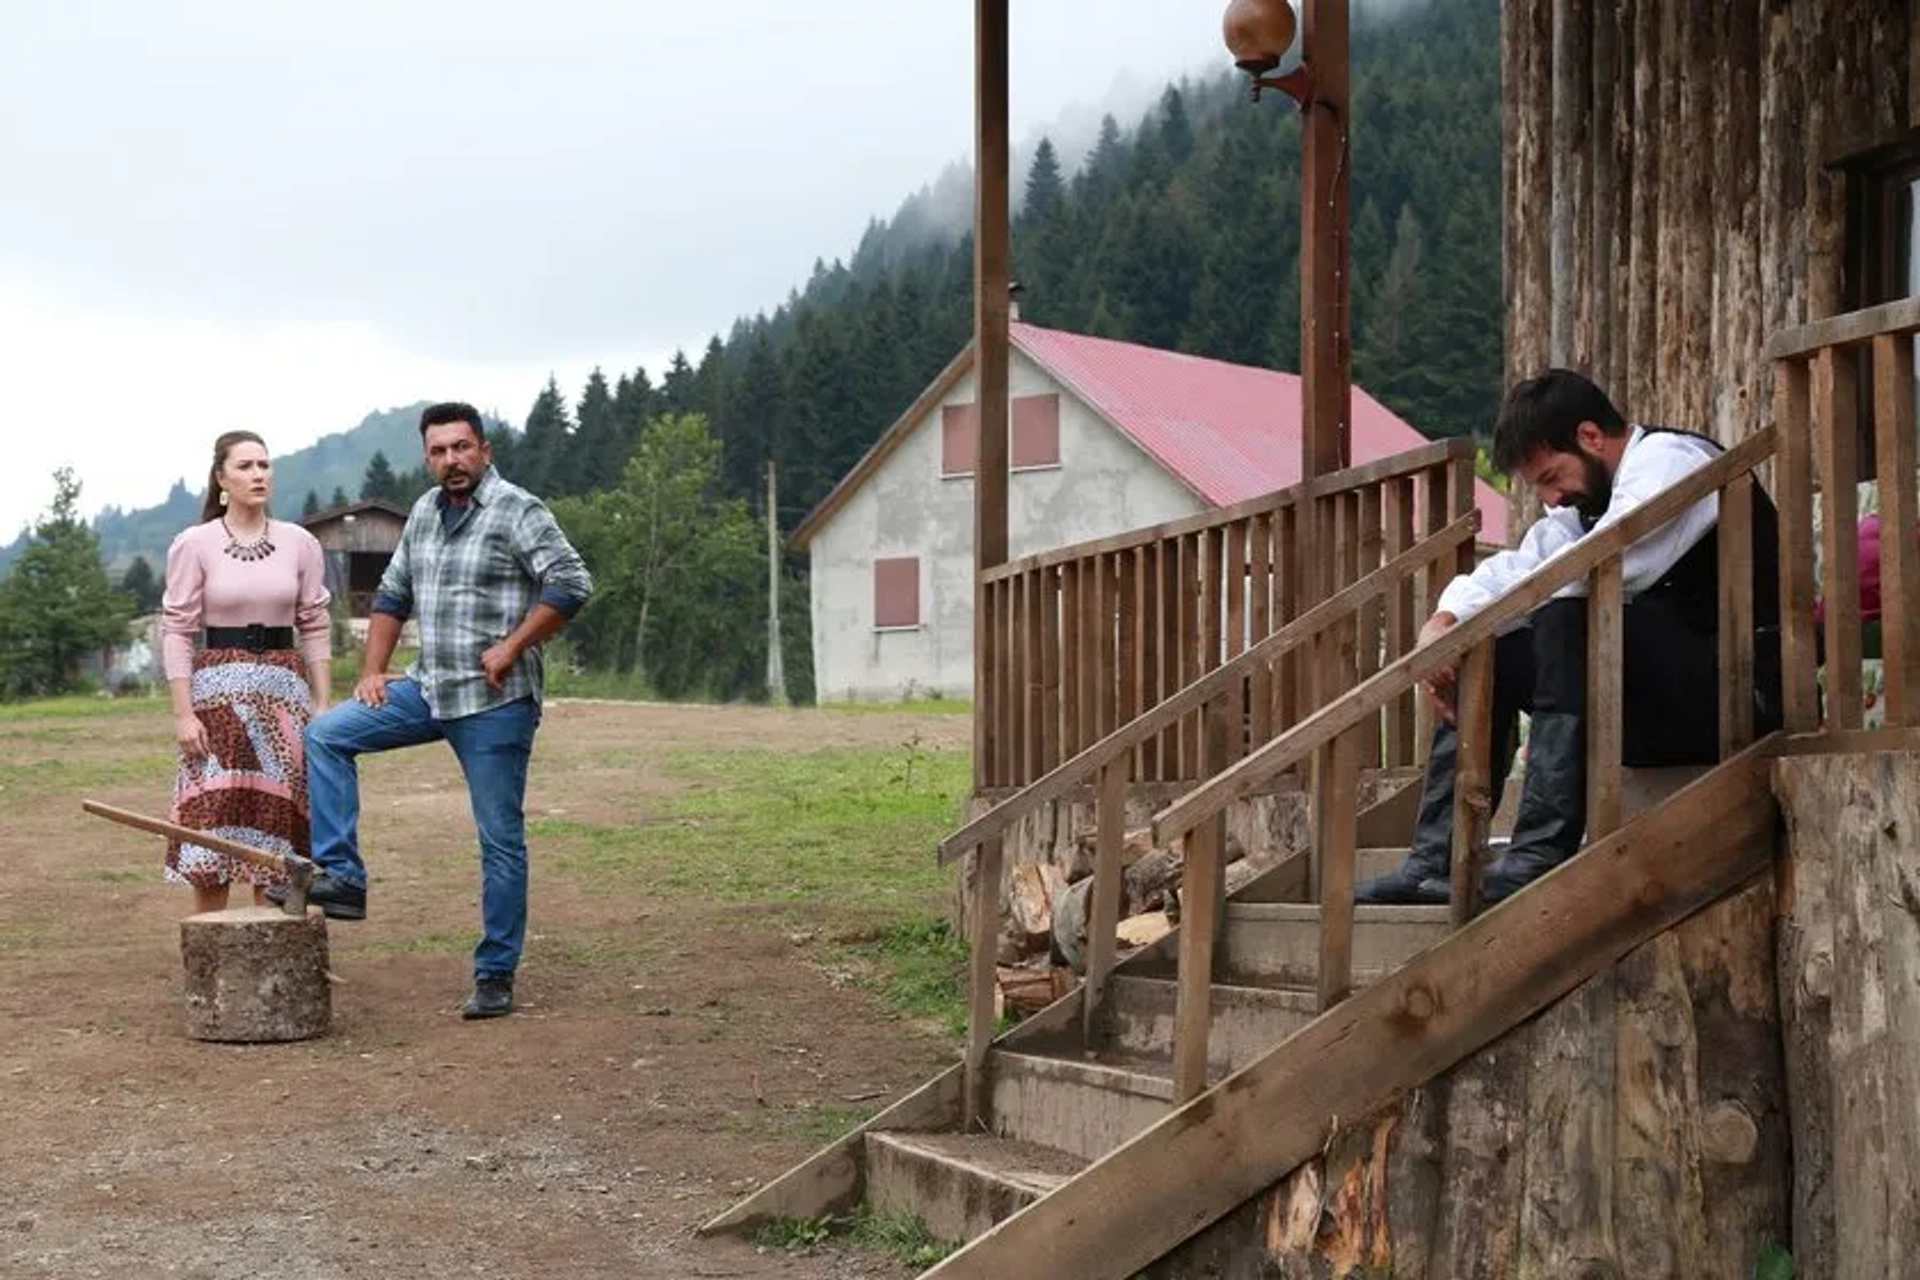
374,467,592,719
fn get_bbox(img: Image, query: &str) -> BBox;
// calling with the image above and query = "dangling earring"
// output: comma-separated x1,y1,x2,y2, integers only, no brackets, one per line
219,490,229,508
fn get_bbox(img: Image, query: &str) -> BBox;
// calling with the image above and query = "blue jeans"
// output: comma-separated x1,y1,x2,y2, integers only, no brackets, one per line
306,679,540,979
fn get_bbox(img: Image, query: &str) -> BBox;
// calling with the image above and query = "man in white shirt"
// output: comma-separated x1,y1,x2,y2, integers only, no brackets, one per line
1357,370,1780,906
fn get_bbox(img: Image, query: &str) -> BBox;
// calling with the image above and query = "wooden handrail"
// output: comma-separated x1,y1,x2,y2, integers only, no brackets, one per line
937,511,1482,864
1768,296,1920,361
1154,426,1780,846
981,439,1473,583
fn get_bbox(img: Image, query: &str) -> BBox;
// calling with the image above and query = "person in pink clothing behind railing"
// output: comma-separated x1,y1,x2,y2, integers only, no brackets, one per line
158,431,332,914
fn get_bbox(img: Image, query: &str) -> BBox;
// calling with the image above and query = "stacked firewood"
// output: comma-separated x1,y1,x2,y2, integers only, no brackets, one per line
992,826,1253,1018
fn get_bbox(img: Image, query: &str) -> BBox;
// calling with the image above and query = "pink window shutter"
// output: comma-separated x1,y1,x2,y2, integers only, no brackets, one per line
874,557,921,628
941,404,979,476
1011,394,1061,468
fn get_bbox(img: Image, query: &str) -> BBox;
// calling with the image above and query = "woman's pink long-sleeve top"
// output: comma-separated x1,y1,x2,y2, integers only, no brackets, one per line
160,519,333,680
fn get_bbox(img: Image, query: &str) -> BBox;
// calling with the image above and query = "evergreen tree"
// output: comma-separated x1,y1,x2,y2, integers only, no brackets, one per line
301,489,322,517
661,351,697,417
359,451,401,503
119,555,161,615
1023,137,1065,220
0,470,133,697
329,486,350,508
571,368,622,496
518,376,574,498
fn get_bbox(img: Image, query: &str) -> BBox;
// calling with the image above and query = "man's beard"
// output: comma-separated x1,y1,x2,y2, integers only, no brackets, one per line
1572,452,1612,526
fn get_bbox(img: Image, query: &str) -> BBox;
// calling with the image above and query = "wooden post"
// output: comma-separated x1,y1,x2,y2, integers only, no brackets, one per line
1815,346,1863,730
964,836,1003,1130
1384,477,1417,764
1083,761,1128,1045
964,0,1009,1131
1717,473,1756,756
1874,334,1919,726
1588,559,1625,837
1450,642,1495,928
1776,362,1819,730
1300,0,1353,481
1314,730,1360,1009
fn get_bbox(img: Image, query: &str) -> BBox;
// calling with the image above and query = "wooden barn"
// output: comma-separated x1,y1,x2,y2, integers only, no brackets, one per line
710,3,1920,1277
300,499,408,618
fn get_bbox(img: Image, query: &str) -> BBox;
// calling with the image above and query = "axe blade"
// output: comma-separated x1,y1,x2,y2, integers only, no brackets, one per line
279,857,315,917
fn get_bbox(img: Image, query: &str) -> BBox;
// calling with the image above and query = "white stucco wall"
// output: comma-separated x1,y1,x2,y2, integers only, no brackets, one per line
808,351,1203,703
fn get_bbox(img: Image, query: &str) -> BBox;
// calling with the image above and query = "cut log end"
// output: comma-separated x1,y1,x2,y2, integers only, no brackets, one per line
179,906,332,1044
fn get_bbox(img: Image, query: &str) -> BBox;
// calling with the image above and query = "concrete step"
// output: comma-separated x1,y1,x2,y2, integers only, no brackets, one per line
1096,974,1319,1074
863,1130,1085,1243
1218,902,1452,989
988,1049,1173,1162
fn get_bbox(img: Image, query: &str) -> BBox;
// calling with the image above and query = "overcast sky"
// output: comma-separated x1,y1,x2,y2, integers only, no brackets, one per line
0,1,1233,532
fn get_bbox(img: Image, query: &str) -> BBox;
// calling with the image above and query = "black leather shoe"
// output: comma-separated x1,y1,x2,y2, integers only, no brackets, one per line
269,872,366,920
462,975,515,1020
1356,865,1451,905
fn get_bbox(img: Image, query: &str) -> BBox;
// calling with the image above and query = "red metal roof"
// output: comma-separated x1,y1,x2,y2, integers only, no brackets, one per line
1013,322,1509,544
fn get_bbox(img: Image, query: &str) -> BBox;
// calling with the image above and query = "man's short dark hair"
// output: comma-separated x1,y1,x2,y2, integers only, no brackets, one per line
1490,370,1627,473
420,402,486,442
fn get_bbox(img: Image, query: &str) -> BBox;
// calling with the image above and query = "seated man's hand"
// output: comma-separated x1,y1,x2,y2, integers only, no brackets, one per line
354,672,402,708
1416,610,1460,724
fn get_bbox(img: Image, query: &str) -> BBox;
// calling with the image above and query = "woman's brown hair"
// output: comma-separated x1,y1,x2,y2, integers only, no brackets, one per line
200,431,269,522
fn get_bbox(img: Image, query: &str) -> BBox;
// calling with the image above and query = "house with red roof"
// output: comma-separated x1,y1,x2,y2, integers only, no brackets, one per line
789,321,1508,703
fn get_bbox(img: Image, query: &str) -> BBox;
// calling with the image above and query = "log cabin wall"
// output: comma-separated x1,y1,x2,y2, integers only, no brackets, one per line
1501,0,1915,536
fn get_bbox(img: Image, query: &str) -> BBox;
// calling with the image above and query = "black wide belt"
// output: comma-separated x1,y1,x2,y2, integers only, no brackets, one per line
205,624,296,652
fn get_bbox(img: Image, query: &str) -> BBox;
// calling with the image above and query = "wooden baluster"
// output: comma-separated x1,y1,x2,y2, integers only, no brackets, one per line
1040,567,1061,773
1589,559,1625,837
1775,358,1819,731
1161,539,1182,778
1816,346,1863,730
964,835,1004,1129
1249,511,1275,750
1225,520,1248,765
1717,474,1757,757
1138,544,1160,780
1089,553,1111,742
1182,533,1204,777
1449,640,1494,928
1383,477,1417,765
1357,484,1385,768
1119,550,1139,761
978,578,997,789
1060,561,1081,757
1277,502,1301,734
1082,760,1128,1046
1875,333,1920,726
1172,695,1228,1102
1313,728,1360,1010
995,578,1015,787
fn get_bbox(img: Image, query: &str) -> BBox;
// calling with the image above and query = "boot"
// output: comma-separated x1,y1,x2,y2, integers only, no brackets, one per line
1356,726,1458,905
1473,711,1587,904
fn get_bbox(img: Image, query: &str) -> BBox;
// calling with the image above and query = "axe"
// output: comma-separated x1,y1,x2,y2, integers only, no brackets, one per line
81,800,316,915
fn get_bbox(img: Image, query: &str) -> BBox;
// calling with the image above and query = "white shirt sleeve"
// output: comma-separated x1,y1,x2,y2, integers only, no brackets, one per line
1434,428,1720,626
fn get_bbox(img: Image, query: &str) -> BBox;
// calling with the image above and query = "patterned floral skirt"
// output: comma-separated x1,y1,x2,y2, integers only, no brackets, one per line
166,648,313,890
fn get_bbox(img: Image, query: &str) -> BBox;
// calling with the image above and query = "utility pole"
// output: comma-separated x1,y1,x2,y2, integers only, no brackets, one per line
766,459,788,707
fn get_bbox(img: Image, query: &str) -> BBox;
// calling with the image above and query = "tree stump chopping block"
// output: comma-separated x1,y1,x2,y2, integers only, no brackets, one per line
179,906,331,1043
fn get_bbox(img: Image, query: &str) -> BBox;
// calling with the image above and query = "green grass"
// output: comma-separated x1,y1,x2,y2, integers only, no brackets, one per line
538,744,972,1034
546,664,660,702
0,753,177,798
729,1101,876,1146
0,694,156,724
817,697,972,716
357,931,474,957
752,1208,957,1269
538,747,965,915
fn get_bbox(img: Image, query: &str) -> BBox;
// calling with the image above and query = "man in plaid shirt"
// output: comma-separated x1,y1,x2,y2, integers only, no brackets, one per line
288,402,593,1020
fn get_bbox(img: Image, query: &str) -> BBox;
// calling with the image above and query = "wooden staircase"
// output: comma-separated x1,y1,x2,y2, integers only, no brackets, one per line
705,429,1789,1274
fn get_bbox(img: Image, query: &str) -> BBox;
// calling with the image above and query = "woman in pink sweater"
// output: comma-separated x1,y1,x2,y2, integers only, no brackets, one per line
159,431,332,912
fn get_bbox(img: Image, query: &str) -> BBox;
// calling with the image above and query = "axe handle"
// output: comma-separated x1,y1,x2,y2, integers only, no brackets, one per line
81,800,313,876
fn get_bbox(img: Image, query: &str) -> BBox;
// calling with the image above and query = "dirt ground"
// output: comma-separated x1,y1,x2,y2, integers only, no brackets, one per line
0,699,971,1279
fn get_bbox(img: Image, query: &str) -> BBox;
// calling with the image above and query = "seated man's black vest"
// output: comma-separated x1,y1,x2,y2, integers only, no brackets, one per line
1630,426,1781,636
